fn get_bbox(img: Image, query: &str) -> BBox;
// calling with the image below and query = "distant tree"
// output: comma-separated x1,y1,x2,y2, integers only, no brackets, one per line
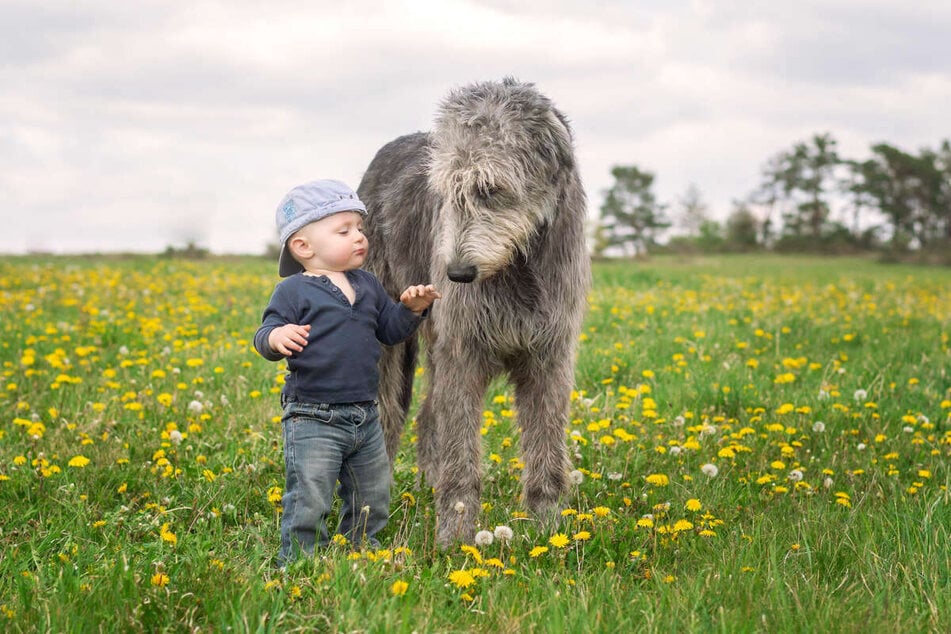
850,142,950,249
725,202,760,251
675,184,710,237
598,165,671,257
758,133,842,246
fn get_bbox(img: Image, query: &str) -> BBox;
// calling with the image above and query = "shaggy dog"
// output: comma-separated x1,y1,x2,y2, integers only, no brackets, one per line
358,78,590,545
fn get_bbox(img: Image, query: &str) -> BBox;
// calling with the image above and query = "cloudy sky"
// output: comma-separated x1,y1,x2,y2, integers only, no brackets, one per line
2,0,949,255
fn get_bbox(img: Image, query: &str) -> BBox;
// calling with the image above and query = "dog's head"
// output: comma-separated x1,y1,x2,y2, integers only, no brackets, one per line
427,79,576,283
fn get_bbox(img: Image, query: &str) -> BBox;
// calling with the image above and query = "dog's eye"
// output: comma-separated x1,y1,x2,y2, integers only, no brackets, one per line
475,184,500,204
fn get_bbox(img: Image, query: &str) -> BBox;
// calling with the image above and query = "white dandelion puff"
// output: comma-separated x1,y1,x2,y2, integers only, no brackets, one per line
568,469,584,485
493,525,513,542
701,463,719,478
812,421,826,433
853,389,868,402
474,530,494,546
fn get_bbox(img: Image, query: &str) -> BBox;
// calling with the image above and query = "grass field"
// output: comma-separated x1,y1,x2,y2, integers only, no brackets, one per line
1,254,949,633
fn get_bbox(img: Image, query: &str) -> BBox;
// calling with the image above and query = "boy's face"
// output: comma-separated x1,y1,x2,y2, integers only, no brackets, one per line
291,210,368,272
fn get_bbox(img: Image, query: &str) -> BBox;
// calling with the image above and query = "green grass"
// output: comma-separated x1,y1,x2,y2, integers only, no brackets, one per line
0,254,949,632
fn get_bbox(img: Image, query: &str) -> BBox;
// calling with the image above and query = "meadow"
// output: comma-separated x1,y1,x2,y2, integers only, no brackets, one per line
0,254,949,633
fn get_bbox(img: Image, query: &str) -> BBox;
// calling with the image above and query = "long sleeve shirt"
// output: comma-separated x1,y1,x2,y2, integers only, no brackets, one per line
254,269,423,404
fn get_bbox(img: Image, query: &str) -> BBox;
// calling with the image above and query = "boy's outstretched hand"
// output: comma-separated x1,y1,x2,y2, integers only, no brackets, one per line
400,284,442,315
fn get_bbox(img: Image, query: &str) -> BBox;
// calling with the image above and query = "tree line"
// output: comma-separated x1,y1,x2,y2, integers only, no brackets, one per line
595,134,951,262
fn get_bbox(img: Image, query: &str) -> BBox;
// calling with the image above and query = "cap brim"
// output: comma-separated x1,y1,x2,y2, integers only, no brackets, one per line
278,243,303,277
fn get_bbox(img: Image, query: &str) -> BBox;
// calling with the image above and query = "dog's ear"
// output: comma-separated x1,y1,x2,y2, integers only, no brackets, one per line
544,110,575,172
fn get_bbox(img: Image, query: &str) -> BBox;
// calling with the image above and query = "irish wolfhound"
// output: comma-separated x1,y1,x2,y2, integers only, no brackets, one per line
358,78,590,545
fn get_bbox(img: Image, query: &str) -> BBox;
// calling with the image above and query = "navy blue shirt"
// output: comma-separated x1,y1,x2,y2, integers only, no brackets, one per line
254,270,423,404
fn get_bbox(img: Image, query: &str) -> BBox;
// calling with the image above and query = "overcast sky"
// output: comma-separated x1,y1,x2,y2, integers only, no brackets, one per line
2,0,949,255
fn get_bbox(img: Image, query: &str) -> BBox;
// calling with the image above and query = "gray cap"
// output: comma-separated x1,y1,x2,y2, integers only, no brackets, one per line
275,179,367,277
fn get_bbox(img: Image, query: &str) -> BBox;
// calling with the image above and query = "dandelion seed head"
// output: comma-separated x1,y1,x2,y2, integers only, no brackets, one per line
812,421,826,433
188,400,204,414
454,501,466,514
823,477,834,489
169,430,183,445
853,389,868,401
669,446,682,456
857,443,866,451
788,469,804,482
568,470,584,485
701,463,719,478
493,525,513,542
474,530,494,546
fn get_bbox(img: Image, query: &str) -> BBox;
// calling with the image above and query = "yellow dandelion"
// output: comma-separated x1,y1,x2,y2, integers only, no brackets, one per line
391,580,409,597
159,523,177,547
529,546,549,558
645,473,669,486
150,573,170,587
549,533,570,548
685,499,702,512
68,456,91,468
448,570,476,589
573,531,591,541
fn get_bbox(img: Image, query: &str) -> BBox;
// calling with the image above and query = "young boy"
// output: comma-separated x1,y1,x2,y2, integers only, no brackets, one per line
254,179,440,565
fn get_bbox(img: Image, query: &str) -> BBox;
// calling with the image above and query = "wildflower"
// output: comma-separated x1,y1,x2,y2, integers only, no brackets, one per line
700,463,719,478
159,524,177,547
460,544,483,564
573,531,591,541
853,389,868,401
169,430,183,445
788,469,804,482
549,533,570,548
474,530,494,546
529,546,549,558
685,499,702,512
812,421,826,433
645,473,669,486
592,506,611,518
67,456,90,468
568,469,584,485
493,525,513,542
448,570,476,589
391,580,409,597
453,501,466,514
188,400,204,414
150,573,170,587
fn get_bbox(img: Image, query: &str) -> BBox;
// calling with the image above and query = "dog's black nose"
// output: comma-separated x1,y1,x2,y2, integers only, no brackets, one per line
447,264,477,283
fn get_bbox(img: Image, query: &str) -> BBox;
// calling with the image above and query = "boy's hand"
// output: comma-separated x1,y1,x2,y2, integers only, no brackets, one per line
400,284,442,315
268,323,311,356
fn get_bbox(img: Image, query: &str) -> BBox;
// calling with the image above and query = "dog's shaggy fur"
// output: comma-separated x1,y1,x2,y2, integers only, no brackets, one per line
358,78,590,545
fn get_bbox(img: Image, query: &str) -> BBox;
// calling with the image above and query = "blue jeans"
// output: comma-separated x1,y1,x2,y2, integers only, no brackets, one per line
278,400,391,565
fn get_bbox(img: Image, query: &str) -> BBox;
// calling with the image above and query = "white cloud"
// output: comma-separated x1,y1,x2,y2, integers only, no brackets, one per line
1,0,949,254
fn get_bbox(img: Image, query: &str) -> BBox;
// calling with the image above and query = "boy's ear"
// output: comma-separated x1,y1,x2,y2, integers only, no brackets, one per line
288,235,311,259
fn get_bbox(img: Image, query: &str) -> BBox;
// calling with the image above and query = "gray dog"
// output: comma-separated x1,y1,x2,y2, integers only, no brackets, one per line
358,78,590,545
